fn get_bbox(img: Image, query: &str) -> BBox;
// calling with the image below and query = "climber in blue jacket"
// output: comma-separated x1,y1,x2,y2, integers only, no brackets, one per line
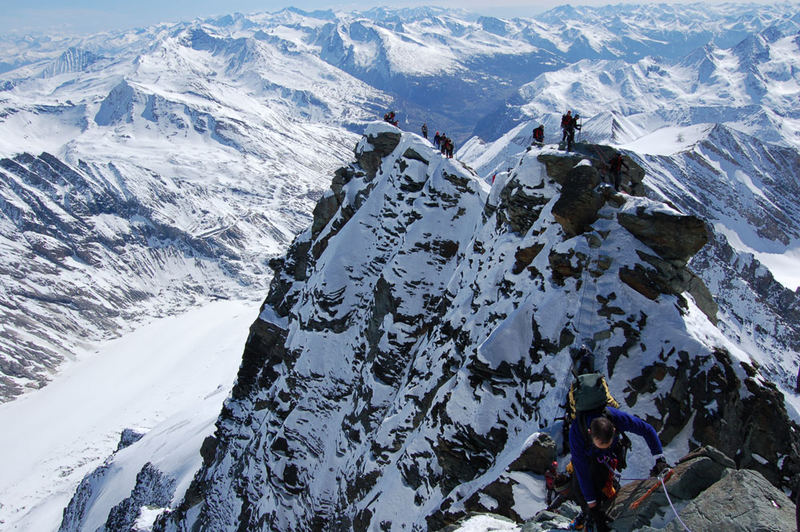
569,407,669,530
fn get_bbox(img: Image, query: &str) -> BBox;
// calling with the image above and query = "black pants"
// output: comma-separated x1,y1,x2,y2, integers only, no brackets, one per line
571,459,611,513
612,169,621,191
567,131,576,151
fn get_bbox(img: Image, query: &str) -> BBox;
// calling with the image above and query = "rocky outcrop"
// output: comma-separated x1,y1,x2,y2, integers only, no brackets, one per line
508,433,557,475
451,447,796,531
617,209,709,264
354,128,402,179
550,162,605,237
152,130,800,532
610,447,795,532
101,463,175,532
59,430,153,532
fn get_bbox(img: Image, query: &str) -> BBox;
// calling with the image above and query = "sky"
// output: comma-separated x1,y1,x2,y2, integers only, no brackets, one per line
0,0,698,36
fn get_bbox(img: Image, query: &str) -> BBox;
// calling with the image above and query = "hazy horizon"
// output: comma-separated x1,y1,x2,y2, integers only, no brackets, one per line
1,0,786,37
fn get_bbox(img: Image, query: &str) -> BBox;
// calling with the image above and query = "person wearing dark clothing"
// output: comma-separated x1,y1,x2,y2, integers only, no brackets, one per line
384,111,398,126
421,123,428,139
446,138,454,158
795,365,800,394
566,114,581,151
532,124,544,145
544,461,558,505
434,131,441,148
561,111,572,143
608,152,629,191
440,135,448,155
570,407,667,531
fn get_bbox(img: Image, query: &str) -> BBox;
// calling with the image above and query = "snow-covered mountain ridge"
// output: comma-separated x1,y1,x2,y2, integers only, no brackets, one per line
461,119,800,395
112,123,797,531
2,4,800,528
0,20,389,400
2,3,799,401
485,22,800,150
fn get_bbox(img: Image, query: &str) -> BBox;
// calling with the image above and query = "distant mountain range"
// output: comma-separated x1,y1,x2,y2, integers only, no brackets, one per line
2,3,800,531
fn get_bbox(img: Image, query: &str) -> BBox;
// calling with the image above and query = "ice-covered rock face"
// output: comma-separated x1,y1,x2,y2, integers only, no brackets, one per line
153,127,798,531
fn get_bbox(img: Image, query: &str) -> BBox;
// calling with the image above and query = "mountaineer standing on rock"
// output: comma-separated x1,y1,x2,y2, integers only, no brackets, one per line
421,123,428,139
566,114,581,152
532,124,544,146
569,364,669,530
561,110,572,144
608,151,629,192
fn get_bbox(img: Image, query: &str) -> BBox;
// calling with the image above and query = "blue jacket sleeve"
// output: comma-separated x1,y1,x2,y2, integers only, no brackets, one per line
569,421,597,504
607,407,663,455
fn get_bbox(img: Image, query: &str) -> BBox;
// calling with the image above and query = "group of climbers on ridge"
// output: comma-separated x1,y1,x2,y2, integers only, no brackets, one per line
382,111,455,158
434,131,455,158
525,110,632,193
383,110,399,126
385,109,630,192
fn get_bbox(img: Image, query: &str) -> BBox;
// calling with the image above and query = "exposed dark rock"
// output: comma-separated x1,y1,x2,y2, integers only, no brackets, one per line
311,193,339,239
537,154,586,186
508,433,557,475
624,349,800,492
355,131,402,179
651,469,795,531
551,163,605,237
496,178,550,235
433,426,509,495
515,447,796,531
618,208,710,264
513,244,545,275
619,249,718,324
549,249,586,286
116,428,145,452
230,319,290,401
59,462,111,532
199,435,217,462
464,478,518,520
103,463,176,532
264,238,312,316
608,447,732,529
402,147,429,165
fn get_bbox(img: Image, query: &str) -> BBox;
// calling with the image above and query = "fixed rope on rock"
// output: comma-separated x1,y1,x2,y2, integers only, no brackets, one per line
659,471,693,532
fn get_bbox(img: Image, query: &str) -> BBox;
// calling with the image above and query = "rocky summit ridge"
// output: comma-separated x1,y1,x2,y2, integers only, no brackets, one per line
87,123,798,531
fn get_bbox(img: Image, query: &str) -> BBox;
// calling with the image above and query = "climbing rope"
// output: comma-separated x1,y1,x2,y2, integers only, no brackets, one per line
659,472,693,532
625,470,693,531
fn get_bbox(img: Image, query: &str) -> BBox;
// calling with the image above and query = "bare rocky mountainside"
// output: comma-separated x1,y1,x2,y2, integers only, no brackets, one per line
130,124,796,531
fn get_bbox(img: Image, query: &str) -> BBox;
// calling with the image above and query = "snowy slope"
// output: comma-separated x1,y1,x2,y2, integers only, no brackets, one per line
0,21,390,400
490,23,800,151
3,4,799,400
0,299,256,532
2,4,800,530
461,122,800,402
146,125,799,531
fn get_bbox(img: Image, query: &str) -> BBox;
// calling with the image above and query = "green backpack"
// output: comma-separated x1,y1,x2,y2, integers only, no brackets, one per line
568,372,618,419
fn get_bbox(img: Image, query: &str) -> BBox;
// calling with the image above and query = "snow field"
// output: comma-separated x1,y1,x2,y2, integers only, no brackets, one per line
0,299,257,531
